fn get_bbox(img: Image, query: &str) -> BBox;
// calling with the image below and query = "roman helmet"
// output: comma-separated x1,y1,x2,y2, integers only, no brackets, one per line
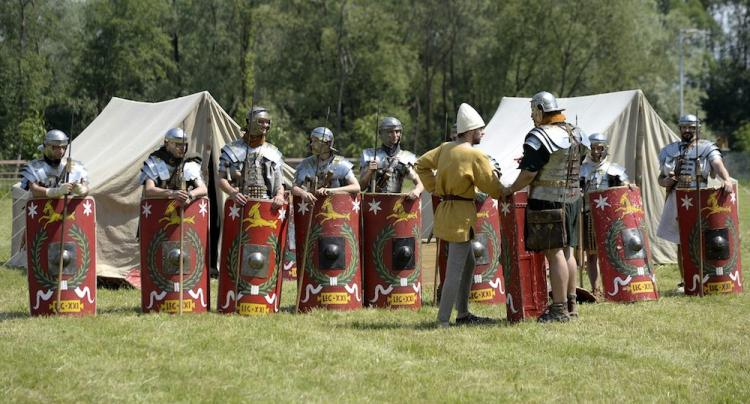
310,127,335,155
530,91,565,113
378,116,403,147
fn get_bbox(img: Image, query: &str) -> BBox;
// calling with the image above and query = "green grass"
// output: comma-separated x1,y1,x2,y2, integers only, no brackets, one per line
1,186,749,402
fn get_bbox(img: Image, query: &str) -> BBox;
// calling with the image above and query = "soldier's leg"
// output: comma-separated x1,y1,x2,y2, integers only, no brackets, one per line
454,246,477,318
545,248,568,305
587,253,599,291
565,246,579,317
437,241,471,325
540,248,570,322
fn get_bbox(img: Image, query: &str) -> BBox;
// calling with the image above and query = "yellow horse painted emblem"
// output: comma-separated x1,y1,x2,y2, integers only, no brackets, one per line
317,197,350,223
702,191,731,217
615,193,643,217
39,200,76,228
242,202,278,231
158,200,195,228
386,197,418,224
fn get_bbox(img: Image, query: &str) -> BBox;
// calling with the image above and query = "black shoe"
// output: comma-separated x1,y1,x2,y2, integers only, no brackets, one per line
455,313,495,326
537,303,570,323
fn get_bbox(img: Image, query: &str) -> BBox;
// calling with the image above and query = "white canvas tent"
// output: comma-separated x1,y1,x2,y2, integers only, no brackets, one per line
9,91,293,280
423,89,679,263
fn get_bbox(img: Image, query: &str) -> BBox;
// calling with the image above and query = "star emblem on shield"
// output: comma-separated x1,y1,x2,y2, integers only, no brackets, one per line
83,200,93,216
142,202,152,218
352,199,361,212
368,200,382,214
500,202,511,216
680,195,693,210
594,195,610,210
297,200,310,214
27,202,38,219
278,207,287,220
492,199,498,209
229,204,241,220
199,200,208,217
730,192,736,205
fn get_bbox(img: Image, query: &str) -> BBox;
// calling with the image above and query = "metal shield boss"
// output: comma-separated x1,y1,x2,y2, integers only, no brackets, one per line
432,196,506,306
588,186,658,302
362,193,422,309
140,197,210,313
294,194,362,312
26,197,97,316
676,185,742,295
498,191,547,322
218,197,289,315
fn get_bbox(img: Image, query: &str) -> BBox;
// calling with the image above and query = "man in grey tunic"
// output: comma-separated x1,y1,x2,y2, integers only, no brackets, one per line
292,127,360,202
140,128,207,204
657,114,733,290
359,116,423,199
218,106,286,208
21,129,89,198
580,132,629,297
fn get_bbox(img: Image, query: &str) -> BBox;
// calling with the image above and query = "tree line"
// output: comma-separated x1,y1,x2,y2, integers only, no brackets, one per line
1,0,747,160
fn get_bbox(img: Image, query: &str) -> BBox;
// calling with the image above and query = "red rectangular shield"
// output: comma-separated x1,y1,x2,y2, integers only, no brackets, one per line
26,197,97,316
676,185,743,295
139,197,210,313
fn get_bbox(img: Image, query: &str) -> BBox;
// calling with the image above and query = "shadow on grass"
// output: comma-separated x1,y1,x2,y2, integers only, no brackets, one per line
96,306,141,315
0,311,29,322
346,318,511,331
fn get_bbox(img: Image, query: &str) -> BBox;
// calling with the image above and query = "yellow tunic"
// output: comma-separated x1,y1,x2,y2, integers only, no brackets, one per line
415,142,503,242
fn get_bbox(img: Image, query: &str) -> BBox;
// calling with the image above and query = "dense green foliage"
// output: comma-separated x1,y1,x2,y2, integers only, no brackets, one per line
0,0,743,159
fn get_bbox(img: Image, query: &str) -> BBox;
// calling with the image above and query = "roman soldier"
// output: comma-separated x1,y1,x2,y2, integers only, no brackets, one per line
580,132,629,297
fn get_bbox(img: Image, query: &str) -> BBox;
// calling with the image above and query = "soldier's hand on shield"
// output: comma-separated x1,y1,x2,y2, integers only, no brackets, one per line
46,183,74,198
368,160,378,172
316,187,330,197
627,183,636,191
303,190,318,203
231,190,248,206
721,180,733,194
271,193,286,209
406,189,420,200
172,190,191,206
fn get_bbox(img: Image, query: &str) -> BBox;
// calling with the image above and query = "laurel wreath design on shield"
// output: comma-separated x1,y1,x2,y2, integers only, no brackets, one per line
605,219,653,277
226,232,281,295
372,225,421,285
501,231,513,281
477,220,499,281
31,225,90,290
304,222,358,285
688,217,738,277
147,228,205,292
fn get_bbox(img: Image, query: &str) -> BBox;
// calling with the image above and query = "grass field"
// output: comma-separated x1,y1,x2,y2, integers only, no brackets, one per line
1,188,749,402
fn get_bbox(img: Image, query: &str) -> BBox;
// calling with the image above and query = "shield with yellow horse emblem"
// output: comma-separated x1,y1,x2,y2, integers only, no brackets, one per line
139,197,210,313
294,193,362,312
218,197,289,315
589,186,658,302
26,197,97,316
362,193,422,309
676,185,742,296
432,195,506,306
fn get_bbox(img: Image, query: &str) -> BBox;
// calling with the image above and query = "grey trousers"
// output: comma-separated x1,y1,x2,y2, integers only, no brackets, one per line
437,241,476,323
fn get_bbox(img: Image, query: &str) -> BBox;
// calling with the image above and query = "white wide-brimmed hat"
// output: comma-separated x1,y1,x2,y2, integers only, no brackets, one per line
456,103,485,134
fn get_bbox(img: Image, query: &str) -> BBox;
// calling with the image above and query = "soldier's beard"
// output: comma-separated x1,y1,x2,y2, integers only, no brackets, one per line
43,154,62,166
681,133,695,143
383,142,400,156
245,134,264,148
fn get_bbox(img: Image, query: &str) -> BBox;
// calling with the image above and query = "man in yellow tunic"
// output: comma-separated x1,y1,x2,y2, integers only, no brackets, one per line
416,103,504,327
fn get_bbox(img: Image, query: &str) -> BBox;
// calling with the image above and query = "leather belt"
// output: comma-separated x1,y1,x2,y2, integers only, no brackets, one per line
442,195,473,202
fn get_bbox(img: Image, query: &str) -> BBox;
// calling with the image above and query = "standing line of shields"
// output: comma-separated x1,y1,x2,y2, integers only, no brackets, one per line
24,185,743,317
